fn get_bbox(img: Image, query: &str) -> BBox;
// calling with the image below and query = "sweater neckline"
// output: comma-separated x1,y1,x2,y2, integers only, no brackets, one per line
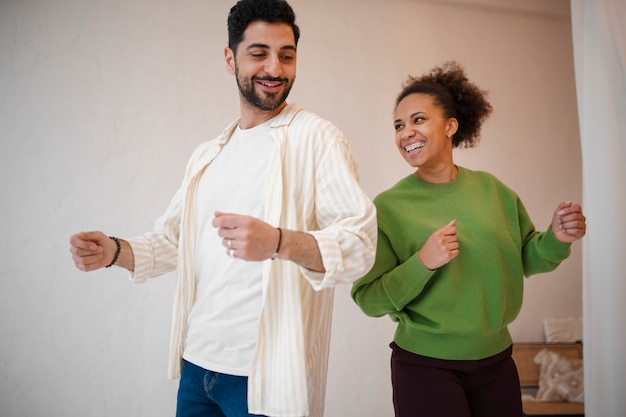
406,165,466,193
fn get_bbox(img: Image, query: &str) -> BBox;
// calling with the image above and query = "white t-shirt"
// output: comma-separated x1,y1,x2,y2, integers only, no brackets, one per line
183,120,274,376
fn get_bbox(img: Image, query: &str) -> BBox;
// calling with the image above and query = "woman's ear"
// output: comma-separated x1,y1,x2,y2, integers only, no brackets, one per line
447,118,459,138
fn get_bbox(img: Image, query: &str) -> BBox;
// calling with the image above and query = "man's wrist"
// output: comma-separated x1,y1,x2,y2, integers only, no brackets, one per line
271,228,282,260
105,236,121,268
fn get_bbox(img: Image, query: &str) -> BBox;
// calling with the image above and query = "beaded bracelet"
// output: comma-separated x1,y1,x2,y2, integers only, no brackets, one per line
106,236,121,268
271,228,282,260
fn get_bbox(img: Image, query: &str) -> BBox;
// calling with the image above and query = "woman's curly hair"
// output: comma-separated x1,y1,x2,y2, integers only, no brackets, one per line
395,61,493,148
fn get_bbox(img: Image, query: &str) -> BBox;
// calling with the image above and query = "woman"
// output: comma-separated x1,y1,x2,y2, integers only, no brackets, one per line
351,61,586,417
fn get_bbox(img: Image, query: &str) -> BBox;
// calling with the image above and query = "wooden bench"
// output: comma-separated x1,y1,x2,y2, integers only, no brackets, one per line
511,343,584,416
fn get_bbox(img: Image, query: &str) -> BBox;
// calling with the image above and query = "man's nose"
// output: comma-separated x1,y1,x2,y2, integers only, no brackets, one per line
264,54,282,77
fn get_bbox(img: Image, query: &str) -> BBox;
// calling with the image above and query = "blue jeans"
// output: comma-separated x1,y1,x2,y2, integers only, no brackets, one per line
176,360,265,417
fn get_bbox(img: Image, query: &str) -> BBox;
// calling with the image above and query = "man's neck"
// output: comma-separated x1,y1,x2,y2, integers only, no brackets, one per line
238,101,288,129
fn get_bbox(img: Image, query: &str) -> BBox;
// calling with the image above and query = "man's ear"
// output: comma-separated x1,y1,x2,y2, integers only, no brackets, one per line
225,47,236,75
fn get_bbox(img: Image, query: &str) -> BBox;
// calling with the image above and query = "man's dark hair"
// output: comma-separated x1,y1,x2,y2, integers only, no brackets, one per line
227,0,300,51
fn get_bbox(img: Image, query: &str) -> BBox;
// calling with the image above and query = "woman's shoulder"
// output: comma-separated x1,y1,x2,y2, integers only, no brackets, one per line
374,175,416,203
460,166,518,196
460,166,505,184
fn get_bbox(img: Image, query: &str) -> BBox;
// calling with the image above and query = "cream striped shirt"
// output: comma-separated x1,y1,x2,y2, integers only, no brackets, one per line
126,103,377,416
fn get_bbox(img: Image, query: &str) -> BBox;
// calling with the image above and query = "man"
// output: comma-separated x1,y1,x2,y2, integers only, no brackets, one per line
69,1,377,416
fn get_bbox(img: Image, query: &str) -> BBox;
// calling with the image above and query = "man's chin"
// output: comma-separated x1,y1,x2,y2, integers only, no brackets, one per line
251,98,287,112
257,88,292,110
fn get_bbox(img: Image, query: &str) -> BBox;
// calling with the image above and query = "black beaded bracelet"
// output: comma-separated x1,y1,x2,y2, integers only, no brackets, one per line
271,228,282,260
106,236,121,268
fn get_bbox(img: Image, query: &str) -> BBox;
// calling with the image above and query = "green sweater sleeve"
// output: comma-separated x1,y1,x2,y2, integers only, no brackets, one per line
516,198,572,276
351,227,435,318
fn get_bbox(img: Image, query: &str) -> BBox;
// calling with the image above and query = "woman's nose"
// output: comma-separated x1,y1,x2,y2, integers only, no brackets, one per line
401,128,415,140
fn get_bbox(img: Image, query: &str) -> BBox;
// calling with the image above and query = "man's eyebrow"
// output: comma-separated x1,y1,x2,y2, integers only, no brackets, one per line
246,43,296,51
246,43,269,50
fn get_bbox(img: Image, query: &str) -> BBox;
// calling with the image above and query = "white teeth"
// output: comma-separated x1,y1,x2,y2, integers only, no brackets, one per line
405,143,424,152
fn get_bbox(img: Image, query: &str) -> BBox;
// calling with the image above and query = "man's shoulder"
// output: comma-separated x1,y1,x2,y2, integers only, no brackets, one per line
184,126,233,171
279,103,341,134
191,136,223,156
193,119,238,153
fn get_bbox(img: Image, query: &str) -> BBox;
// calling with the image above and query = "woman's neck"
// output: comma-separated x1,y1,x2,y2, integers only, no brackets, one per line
414,164,458,184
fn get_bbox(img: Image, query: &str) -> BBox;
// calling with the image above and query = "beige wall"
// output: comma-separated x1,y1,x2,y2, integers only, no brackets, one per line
0,0,581,415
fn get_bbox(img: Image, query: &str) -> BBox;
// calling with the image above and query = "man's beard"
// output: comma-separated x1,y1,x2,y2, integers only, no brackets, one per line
235,70,293,112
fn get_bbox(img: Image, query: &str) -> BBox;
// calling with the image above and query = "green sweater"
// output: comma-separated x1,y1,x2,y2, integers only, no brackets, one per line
351,166,572,360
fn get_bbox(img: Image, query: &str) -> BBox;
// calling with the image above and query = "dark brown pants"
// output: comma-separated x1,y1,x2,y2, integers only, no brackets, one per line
390,342,523,417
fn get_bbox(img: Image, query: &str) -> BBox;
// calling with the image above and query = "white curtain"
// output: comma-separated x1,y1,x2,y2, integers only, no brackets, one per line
570,1,626,416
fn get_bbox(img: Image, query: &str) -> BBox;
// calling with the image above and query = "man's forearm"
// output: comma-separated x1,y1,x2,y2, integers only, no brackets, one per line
277,230,325,273
112,238,135,272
